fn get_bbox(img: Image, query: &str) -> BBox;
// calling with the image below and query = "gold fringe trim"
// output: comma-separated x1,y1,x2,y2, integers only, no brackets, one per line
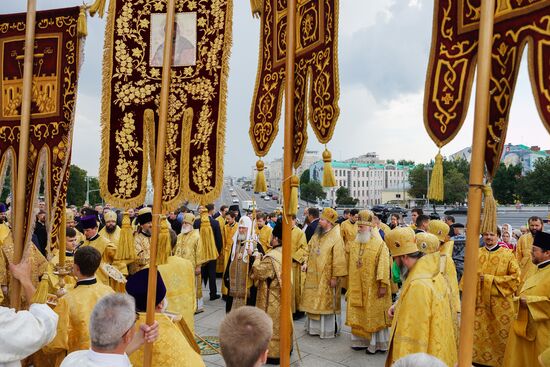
288,175,299,216
250,0,263,17
254,159,267,193
89,0,107,18
427,150,444,202
115,212,136,261
144,108,156,180
481,184,498,234
322,149,336,187
77,6,88,37
157,216,171,266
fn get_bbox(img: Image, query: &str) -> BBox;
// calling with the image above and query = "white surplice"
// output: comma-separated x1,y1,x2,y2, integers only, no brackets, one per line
61,350,132,367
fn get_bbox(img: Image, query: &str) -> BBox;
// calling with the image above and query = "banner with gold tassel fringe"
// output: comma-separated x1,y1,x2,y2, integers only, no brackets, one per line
249,0,340,169
480,184,497,234
322,149,336,188
254,159,268,193
427,150,444,202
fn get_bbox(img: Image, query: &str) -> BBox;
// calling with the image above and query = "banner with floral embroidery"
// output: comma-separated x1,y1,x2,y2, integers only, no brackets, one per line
0,7,84,251
99,0,232,209
249,0,340,167
424,0,550,177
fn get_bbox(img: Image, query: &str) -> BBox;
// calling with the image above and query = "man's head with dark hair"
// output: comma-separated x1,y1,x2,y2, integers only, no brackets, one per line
416,214,431,231
343,209,351,215
444,215,455,225
206,203,215,213
219,306,273,367
256,212,267,229
411,208,423,224
74,246,102,278
66,227,77,238
528,216,544,236
220,205,228,215
308,207,320,220
350,209,359,216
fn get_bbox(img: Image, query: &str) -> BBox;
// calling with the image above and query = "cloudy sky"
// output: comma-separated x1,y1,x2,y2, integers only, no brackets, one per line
5,0,550,178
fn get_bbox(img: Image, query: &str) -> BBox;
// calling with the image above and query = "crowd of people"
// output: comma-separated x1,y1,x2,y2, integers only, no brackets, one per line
0,199,549,367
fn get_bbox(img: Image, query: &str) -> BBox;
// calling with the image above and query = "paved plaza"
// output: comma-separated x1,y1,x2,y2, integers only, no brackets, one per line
196,280,387,367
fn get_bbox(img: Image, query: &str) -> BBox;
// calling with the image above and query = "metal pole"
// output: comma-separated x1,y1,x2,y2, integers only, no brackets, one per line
458,0,495,365
10,0,37,309
280,0,297,365
143,1,176,366
86,176,90,205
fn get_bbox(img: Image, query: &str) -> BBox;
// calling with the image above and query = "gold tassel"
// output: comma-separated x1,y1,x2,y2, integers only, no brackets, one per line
77,7,88,37
254,160,268,193
288,175,299,216
115,212,136,261
481,184,498,234
200,210,219,262
322,149,336,187
89,0,107,18
427,150,444,202
157,216,171,266
31,274,50,304
250,0,263,17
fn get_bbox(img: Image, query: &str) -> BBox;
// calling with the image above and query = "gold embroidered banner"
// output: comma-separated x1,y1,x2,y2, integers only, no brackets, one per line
0,7,84,250
424,0,550,177
100,0,232,209
250,0,340,167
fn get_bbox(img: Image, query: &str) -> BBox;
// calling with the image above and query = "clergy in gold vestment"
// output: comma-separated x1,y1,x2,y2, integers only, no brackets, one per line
224,215,256,313
503,231,550,367
251,220,286,364
516,216,544,288
468,230,519,366
174,213,206,312
384,227,457,367
215,207,227,274
345,210,391,353
128,208,153,275
222,212,238,296
301,208,347,339
339,209,358,290
126,268,204,367
65,209,85,245
43,246,114,364
79,215,118,286
98,211,121,247
46,227,78,293
290,215,308,316
255,212,273,254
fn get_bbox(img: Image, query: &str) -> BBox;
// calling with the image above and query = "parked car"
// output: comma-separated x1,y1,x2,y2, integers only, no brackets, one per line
264,196,271,201
232,198,239,203
272,194,279,201
444,206,468,215
371,204,408,223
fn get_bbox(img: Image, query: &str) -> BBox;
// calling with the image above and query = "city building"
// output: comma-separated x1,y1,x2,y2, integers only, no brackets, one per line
450,144,550,175
308,160,412,207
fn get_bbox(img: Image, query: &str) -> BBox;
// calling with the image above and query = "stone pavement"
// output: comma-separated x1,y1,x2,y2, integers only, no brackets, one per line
196,279,387,367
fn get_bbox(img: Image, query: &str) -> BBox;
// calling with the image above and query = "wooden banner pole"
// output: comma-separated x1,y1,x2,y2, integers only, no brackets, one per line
143,0,176,366
458,0,495,365
280,0,297,365
10,0,37,309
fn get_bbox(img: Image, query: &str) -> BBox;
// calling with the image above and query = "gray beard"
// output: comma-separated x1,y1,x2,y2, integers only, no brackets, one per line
315,225,327,238
237,233,247,242
400,265,409,282
356,231,371,244
181,226,192,234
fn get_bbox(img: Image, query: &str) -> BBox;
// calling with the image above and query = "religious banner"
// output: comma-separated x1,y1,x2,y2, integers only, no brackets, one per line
99,0,232,209
424,0,550,177
249,0,340,168
0,7,85,250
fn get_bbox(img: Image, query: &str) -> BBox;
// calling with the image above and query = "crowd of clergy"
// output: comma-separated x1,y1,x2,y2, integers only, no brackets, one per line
0,199,550,367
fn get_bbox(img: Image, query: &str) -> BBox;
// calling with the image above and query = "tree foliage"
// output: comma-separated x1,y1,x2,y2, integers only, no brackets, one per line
491,163,522,204
300,169,310,185
408,163,427,199
519,157,550,204
443,168,468,204
335,187,358,206
300,180,325,203
67,165,102,207
397,159,415,166
408,159,469,204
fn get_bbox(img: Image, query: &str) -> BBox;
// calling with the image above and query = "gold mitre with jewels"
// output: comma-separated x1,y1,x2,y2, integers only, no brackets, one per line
321,208,338,225
357,210,375,226
416,232,441,254
385,227,418,257
65,208,75,222
428,220,449,242
104,211,117,222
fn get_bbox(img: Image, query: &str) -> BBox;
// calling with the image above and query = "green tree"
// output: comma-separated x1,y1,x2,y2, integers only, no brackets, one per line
386,159,395,165
0,168,11,203
491,163,522,204
300,168,310,185
519,157,550,204
444,158,470,182
397,159,415,166
67,165,103,207
443,168,468,204
335,187,358,206
408,164,427,198
300,181,326,203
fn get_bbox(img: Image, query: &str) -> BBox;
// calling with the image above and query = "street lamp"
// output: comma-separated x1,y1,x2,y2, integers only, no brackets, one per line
424,165,433,209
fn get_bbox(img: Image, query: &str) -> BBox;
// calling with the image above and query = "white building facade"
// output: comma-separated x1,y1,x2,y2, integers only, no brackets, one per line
309,160,412,207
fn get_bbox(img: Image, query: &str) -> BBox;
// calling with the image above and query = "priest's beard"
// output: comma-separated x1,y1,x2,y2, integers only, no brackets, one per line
315,225,327,238
399,265,409,282
181,226,192,234
237,233,247,242
105,224,116,234
356,231,371,244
